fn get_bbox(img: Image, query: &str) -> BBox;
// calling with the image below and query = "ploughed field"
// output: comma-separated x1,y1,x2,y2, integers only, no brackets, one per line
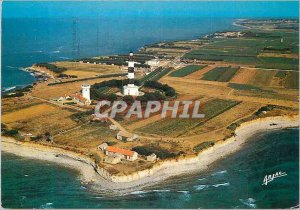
2,19,299,175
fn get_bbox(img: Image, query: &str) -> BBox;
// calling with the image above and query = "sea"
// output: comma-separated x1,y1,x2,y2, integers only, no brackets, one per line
2,17,239,90
2,3,299,208
2,129,299,208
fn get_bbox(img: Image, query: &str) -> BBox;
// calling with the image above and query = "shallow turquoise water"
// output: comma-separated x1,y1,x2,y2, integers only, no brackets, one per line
2,128,299,208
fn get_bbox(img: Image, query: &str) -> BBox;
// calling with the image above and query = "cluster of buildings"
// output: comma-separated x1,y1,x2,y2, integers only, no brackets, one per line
98,143,138,164
53,84,91,106
204,31,244,39
98,143,157,165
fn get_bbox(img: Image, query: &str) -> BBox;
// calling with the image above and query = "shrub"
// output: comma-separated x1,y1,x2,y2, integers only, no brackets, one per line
106,141,117,146
132,145,179,159
122,95,134,104
35,63,67,73
193,141,215,153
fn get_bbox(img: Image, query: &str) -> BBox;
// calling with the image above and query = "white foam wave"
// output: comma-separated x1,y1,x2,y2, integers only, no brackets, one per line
50,50,60,54
153,189,170,192
2,86,16,92
130,190,147,195
212,182,230,187
198,177,207,181
194,184,208,190
239,198,256,208
6,65,17,69
178,190,191,200
59,57,71,60
212,170,227,176
40,202,53,208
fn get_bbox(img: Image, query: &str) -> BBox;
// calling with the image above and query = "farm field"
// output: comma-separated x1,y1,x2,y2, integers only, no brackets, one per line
169,65,206,77
136,98,239,137
201,66,240,82
2,102,78,135
184,30,299,70
54,62,124,78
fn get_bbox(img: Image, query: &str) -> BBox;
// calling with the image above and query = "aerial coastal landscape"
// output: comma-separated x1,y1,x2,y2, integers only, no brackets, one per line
1,1,299,209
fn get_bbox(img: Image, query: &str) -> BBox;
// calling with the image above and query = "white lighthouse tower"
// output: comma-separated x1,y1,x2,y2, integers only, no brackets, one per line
123,52,139,96
81,84,91,102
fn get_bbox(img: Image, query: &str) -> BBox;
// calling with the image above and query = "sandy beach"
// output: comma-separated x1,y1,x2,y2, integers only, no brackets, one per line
2,115,299,192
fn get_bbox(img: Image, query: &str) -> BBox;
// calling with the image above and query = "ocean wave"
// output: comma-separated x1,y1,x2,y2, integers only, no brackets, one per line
130,190,147,195
59,56,71,60
239,198,256,208
129,190,148,197
178,191,191,200
50,50,60,53
194,184,208,190
212,182,230,188
198,177,207,181
40,202,53,209
24,174,29,177
2,86,16,92
6,65,17,69
153,189,170,192
212,170,227,176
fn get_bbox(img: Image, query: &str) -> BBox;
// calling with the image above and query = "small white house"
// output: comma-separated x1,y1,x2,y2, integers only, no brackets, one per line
146,59,160,67
146,153,157,162
97,143,108,151
73,94,91,106
116,131,139,142
109,124,118,131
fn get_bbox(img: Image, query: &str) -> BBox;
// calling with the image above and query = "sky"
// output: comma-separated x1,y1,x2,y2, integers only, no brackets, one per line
2,1,299,19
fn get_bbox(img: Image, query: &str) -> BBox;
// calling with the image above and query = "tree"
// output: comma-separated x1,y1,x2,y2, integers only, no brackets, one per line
122,95,134,104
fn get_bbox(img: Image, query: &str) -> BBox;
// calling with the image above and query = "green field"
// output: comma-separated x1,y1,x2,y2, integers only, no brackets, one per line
169,65,206,77
151,67,173,81
201,66,239,82
274,71,287,78
183,30,299,70
137,99,239,136
228,83,295,100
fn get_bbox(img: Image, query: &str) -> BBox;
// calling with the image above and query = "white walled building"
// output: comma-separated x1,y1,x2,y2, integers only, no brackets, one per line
81,84,91,101
146,59,160,68
105,146,138,161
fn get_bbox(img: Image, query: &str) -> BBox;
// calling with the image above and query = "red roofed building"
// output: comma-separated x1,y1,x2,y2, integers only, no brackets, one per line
105,146,138,161
73,94,91,106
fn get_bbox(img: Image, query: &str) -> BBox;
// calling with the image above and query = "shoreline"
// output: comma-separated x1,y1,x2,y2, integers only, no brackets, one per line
2,115,298,192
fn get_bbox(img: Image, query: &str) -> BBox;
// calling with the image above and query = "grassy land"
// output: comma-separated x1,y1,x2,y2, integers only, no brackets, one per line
284,72,299,89
228,83,296,100
201,66,239,82
150,67,173,81
274,71,287,78
169,65,206,77
137,99,239,136
228,83,262,91
184,29,299,70
139,67,173,83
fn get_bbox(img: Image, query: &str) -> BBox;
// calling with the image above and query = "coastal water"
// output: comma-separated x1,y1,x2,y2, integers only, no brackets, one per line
2,128,299,208
2,17,239,89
